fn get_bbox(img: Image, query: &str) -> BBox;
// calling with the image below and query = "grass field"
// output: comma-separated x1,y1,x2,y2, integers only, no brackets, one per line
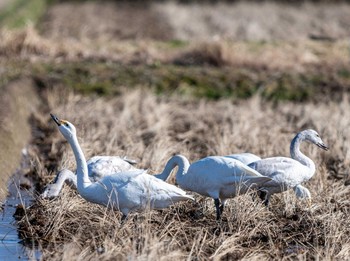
0,0,349,260
18,89,350,260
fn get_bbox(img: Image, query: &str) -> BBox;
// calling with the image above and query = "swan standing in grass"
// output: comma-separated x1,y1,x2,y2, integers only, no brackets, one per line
50,114,194,220
248,129,328,206
225,153,312,202
41,156,138,198
155,155,271,219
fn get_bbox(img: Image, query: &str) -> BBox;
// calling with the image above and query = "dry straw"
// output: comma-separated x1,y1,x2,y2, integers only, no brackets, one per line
18,89,350,260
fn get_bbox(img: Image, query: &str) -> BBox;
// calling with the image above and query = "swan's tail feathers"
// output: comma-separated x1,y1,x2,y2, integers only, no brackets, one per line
171,188,195,201
184,194,195,201
223,175,271,186
122,156,138,165
246,176,272,185
236,162,264,177
173,193,195,202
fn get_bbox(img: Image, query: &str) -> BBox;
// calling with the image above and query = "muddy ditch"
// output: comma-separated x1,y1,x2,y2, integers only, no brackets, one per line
0,77,64,259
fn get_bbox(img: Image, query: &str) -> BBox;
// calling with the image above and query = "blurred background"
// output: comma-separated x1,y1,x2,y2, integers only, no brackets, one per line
0,0,349,102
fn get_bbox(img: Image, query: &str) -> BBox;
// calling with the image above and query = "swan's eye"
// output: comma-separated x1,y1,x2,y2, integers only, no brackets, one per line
65,123,69,127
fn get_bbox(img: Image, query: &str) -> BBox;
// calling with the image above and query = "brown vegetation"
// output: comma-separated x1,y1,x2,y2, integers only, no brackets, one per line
16,89,350,260
1,1,349,259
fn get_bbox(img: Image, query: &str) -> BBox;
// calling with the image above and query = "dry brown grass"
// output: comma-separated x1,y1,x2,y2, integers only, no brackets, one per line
1,1,350,72
5,1,350,259
17,88,350,260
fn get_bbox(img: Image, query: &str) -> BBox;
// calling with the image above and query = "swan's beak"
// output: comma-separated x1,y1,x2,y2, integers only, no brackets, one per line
50,113,61,126
316,142,329,151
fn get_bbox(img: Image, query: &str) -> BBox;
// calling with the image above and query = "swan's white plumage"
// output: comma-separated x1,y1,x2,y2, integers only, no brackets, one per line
248,129,328,205
294,184,311,200
50,114,193,218
248,157,312,194
76,169,193,214
87,156,137,180
223,153,261,165
226,153,312,200
41,156,137,198
181,156,269,199
155,154,271,219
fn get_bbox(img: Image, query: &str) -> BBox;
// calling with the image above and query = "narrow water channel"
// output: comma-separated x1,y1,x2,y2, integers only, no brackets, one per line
0,149,41,260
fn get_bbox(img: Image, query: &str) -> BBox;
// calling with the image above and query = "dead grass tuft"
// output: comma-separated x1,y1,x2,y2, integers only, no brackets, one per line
13,88,350,259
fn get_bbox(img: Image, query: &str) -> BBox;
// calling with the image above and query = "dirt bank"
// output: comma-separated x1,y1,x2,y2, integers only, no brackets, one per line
0,78,40,201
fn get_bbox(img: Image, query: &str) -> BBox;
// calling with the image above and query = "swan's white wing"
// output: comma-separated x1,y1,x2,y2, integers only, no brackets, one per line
87,156,137,180
248,157,309,188
138,174,194,202
224,153,261,165
99,170,193,212
122,156,138,165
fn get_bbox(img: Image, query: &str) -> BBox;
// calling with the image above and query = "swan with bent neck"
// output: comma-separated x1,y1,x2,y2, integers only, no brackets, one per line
248,129,328,206
155,155,271,219
41,156,138,198
50,114,194,220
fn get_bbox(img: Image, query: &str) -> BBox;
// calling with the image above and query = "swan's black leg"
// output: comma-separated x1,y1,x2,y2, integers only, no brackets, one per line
121,214,127,223
258,190,269,207
214,198,222,220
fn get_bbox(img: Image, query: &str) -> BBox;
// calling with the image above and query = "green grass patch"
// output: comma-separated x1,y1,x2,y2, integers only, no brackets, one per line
26,61,350,102
0,0,50,29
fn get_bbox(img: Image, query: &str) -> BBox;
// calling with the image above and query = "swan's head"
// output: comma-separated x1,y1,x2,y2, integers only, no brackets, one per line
50,113,77,140
41,183,61,198
294,185,311,200
301,129,328,151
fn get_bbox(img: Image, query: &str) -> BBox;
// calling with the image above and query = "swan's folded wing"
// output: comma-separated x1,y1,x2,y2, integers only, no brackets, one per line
248,157,307,187
224,153,261,165
140,175,194,201
122,156,138,165
233,161,267,177
248,157,297,176
88,156,137,179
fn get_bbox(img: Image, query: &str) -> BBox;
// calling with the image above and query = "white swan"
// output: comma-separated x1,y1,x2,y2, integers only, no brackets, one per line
154,155,271,219
248,129,328,206
225,153,312,201
41,156,137,198
50,114,194,219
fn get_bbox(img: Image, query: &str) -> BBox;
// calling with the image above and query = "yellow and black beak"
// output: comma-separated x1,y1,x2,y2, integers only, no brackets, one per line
50,113,61,126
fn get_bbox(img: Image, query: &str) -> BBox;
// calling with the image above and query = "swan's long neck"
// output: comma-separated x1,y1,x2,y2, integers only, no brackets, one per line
55,170,77,188
68,135,92,191
290,134,315,175
154,155,190,185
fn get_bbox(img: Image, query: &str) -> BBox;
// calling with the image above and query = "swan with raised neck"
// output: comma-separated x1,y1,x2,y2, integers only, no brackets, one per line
41,156,137,198
50,114,194,219
248,129,328,206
